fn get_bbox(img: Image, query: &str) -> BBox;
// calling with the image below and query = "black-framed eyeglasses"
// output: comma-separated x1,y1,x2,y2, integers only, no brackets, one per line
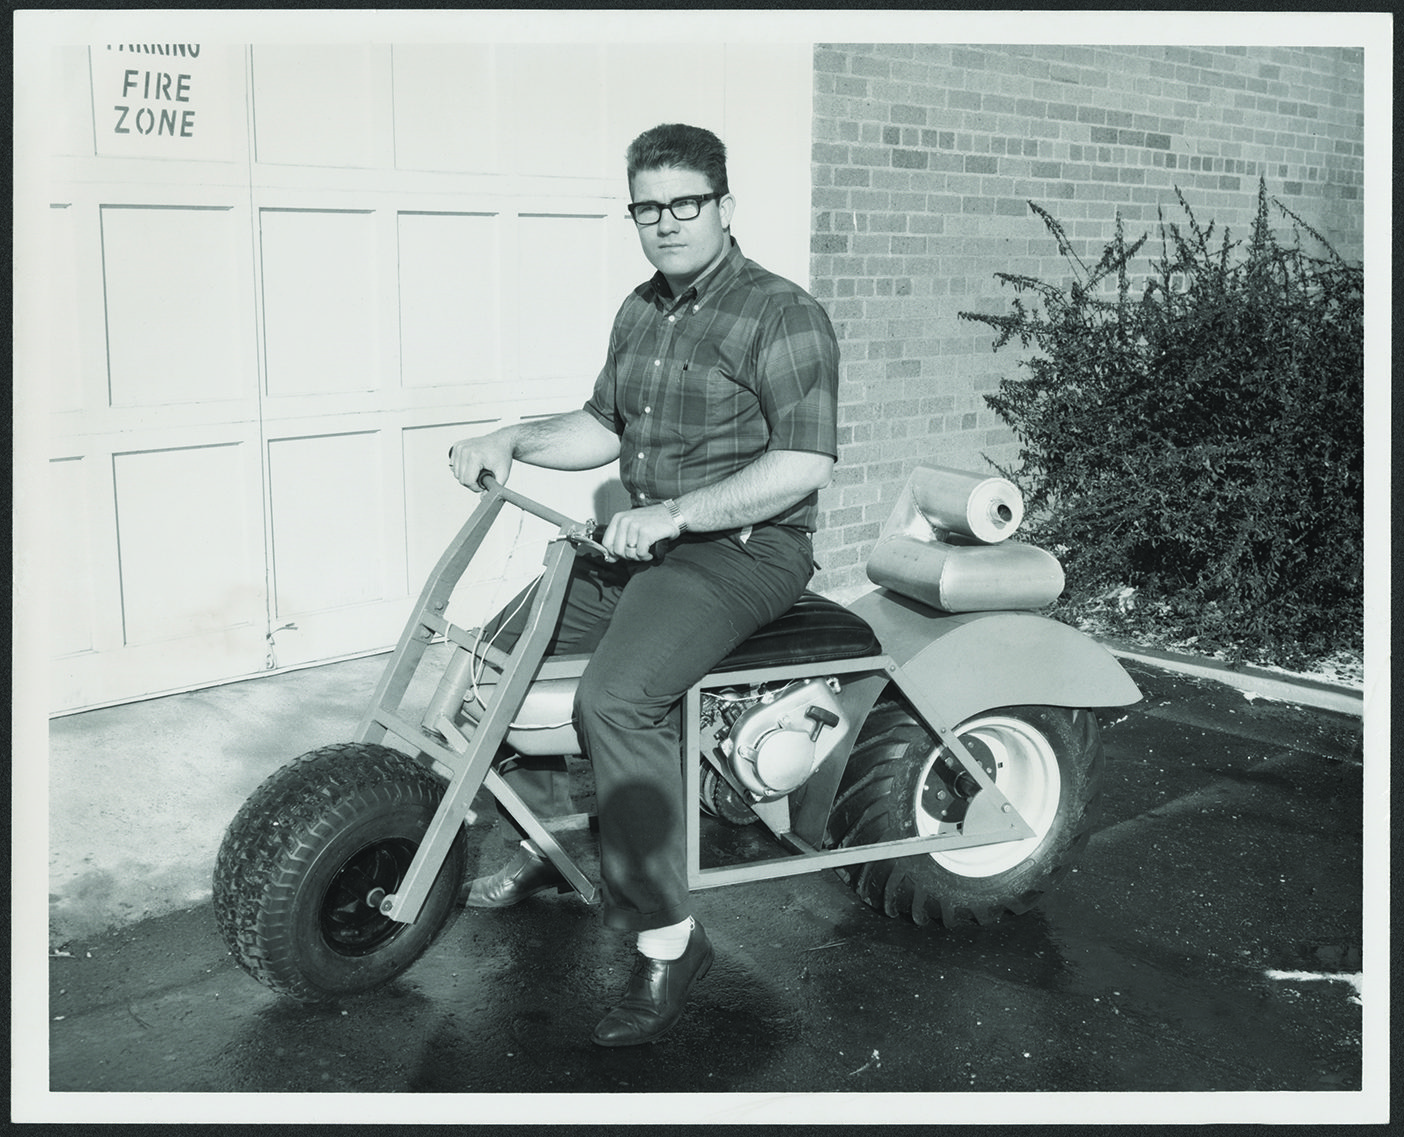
626,192,723,226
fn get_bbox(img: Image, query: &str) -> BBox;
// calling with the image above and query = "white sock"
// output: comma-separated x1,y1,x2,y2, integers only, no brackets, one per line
636,916,695,961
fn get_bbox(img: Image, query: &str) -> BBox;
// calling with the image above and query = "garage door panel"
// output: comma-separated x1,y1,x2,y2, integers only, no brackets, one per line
392,45,497,174
402,420,495,596
501,46,606,179
54,45,97,157
252,44,391,169
48,204,85,414
113,443,257,645
100,204,246,407
49,457,96,657
398,211,501,389
260,209,380,397
269,431,386,618
602,44,727,157
516,213,610,387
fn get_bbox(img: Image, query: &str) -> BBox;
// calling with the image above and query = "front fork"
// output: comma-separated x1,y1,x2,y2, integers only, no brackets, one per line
352,482,603,924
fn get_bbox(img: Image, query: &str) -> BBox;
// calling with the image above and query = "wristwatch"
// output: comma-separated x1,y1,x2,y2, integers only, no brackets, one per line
663,498,688,535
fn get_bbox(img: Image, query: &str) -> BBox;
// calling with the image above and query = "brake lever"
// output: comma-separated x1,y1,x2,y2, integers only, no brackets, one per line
564,521,617,562
563,524,670,564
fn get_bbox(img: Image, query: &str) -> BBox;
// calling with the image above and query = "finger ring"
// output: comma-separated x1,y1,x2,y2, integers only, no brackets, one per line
626,542,637,548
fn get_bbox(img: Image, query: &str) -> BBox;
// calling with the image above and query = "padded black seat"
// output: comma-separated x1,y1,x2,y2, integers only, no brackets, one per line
716,591,882,671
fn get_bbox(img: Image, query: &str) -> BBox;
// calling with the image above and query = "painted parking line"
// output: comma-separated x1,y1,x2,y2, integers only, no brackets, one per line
1265,969,1363,1005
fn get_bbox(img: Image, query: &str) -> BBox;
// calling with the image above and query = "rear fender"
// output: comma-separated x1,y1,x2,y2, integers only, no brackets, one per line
847,588,1142,726
789,593,1139,849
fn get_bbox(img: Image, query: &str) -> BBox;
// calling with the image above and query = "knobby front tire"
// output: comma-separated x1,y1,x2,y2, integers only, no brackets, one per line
214,742,468,1003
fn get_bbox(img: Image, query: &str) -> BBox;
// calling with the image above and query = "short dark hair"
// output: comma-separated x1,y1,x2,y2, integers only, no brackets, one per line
626,123,729,197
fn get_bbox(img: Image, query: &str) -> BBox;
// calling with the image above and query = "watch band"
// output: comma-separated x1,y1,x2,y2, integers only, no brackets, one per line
663,498,688,535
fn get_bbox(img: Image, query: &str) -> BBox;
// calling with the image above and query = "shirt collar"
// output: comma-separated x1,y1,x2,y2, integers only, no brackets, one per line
648,237,745,311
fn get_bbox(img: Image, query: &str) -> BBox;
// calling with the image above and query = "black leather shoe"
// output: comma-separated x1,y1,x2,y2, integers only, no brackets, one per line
592,922,713,1047
462,845,570,908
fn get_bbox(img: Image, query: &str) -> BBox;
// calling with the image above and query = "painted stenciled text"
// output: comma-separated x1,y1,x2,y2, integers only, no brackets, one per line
110,46,200,138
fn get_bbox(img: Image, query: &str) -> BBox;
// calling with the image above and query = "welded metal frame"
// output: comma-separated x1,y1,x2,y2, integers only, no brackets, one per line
355,477,1040,926
356,477,608,923
682,655,1036,891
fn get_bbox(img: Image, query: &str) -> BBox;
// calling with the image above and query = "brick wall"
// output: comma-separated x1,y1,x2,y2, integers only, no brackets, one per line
807,43,1365,599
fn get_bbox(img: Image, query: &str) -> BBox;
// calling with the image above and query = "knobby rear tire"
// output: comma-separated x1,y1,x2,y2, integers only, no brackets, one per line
213,742,467,1003
826,701,1104,928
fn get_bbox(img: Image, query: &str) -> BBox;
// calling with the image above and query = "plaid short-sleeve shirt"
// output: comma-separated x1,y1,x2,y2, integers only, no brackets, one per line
584,239,839,532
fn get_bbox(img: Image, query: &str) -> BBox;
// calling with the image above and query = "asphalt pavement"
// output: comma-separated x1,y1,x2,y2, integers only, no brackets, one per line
24,657,1380,1126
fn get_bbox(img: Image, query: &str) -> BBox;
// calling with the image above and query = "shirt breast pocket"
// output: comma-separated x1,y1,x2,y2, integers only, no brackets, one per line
659,363,732,438
701,365,758,439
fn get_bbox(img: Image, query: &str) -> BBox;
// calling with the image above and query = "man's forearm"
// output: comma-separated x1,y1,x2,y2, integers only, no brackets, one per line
503,410,622,471
452,409,620,491
675,449,834,533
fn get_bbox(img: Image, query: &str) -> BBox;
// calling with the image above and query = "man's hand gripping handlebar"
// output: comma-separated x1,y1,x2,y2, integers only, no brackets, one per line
457,451,665,561
472,469,658,564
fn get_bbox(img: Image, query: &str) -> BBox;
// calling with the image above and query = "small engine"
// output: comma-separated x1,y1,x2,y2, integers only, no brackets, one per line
700,677,850,807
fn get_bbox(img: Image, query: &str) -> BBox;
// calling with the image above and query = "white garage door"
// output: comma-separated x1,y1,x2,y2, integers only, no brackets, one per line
35,39,813,713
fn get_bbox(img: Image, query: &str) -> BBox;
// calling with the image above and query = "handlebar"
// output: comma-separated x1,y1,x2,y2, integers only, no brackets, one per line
476,471,582,532
476,471,667,564
474,471,628,562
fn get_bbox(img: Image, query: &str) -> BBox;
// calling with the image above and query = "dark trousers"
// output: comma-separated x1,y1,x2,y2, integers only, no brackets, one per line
486,523,814,932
